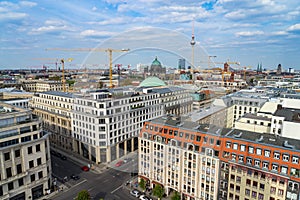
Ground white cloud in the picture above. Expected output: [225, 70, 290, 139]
[88, 17, 127, 25]
[80, 30, 115, 37]
[287, 23, 300, 31]
[224, 10, 246, 20]
[20, 1, 37, 7]
[235, 31, 264, 37]
[92, 6, 97, 11]
[271, 31, 288, 36]
[0, 12, 27, 20]
[31, 25, 68, 33]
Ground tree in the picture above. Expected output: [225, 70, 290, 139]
[139, 178, 146, 192]
[153, 184, 164, 200]
[171, 191, 181, 200]
[75, 190, 91, 200]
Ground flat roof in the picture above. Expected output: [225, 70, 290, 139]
[39, 91, 74, 98]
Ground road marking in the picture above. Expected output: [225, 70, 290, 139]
[111, 185, 123, 194]
[114, 195, 121, 199]
[73, 179, 87, 187]
[88, 187, 93, 192]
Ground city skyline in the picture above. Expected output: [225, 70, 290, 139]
[0, 0, 300, 70]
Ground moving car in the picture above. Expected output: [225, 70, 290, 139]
[130, 189, 140, 197]
[81, 166, 89, 171]
[115, 160, 124, 167]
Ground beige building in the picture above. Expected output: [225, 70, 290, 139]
[234, 113, 271, 133]
[22, 80, 68, 92]
[29, 91, 74, 151]
[0, 103, 51, 200]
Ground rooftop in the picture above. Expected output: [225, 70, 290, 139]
[39, 91, 74, 98]
[148, 115, 300, 152]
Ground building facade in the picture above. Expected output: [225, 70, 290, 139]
[0, 103, 51, 200]
[22, 80, 68, 92]
[29, 91, 74, 151]
[72, 84, 193, 164]
[138, 116, 300, 200]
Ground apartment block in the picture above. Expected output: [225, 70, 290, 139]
[0, 103, 51, 200]
[139, 116, 300, 200]
[30, 91, 74, 151]
[72, 84, 192, 164]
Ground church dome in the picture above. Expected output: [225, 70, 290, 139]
[151, 57, 161, 67]
[139, 76, 166, 87]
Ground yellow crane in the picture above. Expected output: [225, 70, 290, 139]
[46, 48, 130, 88]
[32, 57, 73, 92]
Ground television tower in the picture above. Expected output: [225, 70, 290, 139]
[190, 20, 196, 68]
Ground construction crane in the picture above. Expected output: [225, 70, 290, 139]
[32, 57, 73, 92]
[46, 48, 130, 88]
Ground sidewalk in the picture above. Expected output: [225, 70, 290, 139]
[52, 147, 108, 174]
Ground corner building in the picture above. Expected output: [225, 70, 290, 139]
[139, 116, 300, 200]
[0, 103, 51, 200]
[72, 79, 192, 163]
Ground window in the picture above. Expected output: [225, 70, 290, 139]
[272, 164, 278, 171]
[204, 137, 208, 143]
[258, 193, 264, 200]
[248, 146, 254, 154]
[216, 140, 221, 146]
[29, 160, 34, 168]
[262, 162, 269, 169]
[8, 182, 14, 190]
[28, 146, 32, 154]
[246, 157, 252, 165]
[264, 150, 270, 157]
[292, 156, 299, 164]
[278, 189, 284, 196]
[245, 189, 250, 196]
[256, 148, 262, 155]
[37, 158, 42, 165]
[30, 174, 35, 182]
[254, 160, 260, 167]
[18, 178, 24, 186]
[252, 191, 257, 198]
[231, 154, 236, 161]
[210, 138, 214, 144]
[238, 155, 244, 162]
[226, 142, 231, 148]
[240, 145, 245, 152]
[15, 149, 20, 157]
[38, 171, 43, 179]
[6, 167, 12, 178]
[233, 143, 238, 150]
[4, 152, 10, 161]
[281, 166, 288, 174]
[283, 154, 289, 162]
[274, 152, 280, 159]
[36, 144, 41, 152]
[17, 164, 22, 174]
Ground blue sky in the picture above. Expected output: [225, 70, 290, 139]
[0, 0, 300, 71]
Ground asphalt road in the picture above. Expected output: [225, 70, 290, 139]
[51, 154, 139, 200]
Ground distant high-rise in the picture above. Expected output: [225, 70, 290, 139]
[277, 64, 282, 75]
[178, 58, 186, 70]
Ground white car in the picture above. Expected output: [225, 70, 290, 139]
[130, 189, 140, 197]
[139, 195, 152, 200]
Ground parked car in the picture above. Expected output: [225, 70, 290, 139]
[139, 195, 152, 200]
[81, 165, 89, 171]
[130, 189, 140, 197]
[70, 174, 80, 180]
[115, 160, 124, 167]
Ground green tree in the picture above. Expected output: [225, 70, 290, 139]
[75, 190, 91, 200]
[153, 184, 164, 200]
[171, 191, 181, 200]
[139, 178, 146, 192]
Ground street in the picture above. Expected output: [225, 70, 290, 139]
[51, 153, 139, 200]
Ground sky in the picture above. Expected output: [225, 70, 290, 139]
[0, 0, 300, 71]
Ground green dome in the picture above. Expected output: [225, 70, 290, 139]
[139, 76, 166, 87]
[151, 57, 161, 66]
